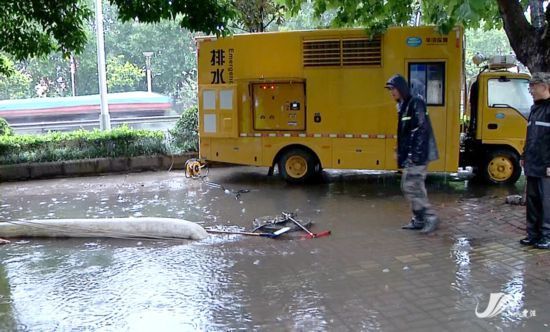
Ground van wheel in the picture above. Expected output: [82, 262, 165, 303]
[482, 149, 521, 184]
[278, 148, 318, 184]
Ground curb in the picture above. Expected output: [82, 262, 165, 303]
[0, 152, 198, 182]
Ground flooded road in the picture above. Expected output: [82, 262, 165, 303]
[0, 167, 548, 331]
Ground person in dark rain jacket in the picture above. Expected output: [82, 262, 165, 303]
[385, 74, 440, 234]
[520, 72, 550, 249]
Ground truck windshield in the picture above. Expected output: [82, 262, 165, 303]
[487, 78, 532, 118]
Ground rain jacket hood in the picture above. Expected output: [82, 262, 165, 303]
[386, 74, 411, 102]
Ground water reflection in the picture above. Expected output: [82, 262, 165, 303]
[500, 275, 525, 323]
[451, 237, 475, 311]
[1, 240, 249, 330]
[451, 236, 531, 328]
[0, 264, 18, 331]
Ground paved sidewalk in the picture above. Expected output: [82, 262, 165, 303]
[330, 193, 550, 331]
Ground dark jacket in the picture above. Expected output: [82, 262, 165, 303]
[386, 75, 439, 168]
[523, 98, 550, 177]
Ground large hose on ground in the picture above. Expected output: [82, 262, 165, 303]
[0, 217, 208, 241]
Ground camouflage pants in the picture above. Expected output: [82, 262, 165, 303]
[401, 165, 437, 220]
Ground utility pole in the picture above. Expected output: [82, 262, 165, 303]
[143, 51, 153, 92]
[70, 54, 76, 96]
[96, 0, 111, 130]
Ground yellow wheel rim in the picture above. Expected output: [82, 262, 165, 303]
[488, 155, 514, 182]
[285, 155, 308, 179]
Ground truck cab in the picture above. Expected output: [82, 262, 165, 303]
[460, 55, 531, 184]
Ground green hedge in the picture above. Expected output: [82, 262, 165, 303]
[0, 125, 167, 165]
[0, 118, 13, 136]
[168, 106, 198, 153]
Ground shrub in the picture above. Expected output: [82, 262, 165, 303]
[168, 106, 198, 153]
[0, 125, 167, 165]
[0, 118, 13, 136]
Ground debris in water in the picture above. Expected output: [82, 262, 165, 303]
[506, 194, 525, 206]
[252, 213, 313, 233]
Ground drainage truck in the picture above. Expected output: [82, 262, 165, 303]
[195, 26, 531, 184]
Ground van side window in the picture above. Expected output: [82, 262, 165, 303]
[487, 78, 531, 118]
[408, 62, 445, 106]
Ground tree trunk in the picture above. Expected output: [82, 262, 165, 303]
[530, 0, 545, 28]
[497, 0, 549, 73]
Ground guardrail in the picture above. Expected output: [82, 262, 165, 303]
[11, 115, 181, 134]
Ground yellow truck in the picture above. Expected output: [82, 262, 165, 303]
[196, 26, 531, 184]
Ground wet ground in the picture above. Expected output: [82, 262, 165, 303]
[0, 167, 549, 331]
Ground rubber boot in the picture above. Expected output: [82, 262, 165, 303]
[420, 215, 440, 234]
[402, 209, 425, 230]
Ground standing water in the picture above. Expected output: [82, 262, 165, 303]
[0, 167, 548, 331]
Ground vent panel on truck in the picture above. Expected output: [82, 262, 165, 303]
[303, 40, 341, 67]
[302, 37, 382, 67]
[342, 38, 382, 66]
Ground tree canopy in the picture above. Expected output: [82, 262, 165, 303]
[284, 0, 549, 72]
[0, 0, 91, 75]
[0, 0, 547, 79]
[231, 0, 286, 32]
[111, 0, 234, 35]
[284, 0, 505, 33]
[0, 0, 233, 76]
[0, 4, 200, 110]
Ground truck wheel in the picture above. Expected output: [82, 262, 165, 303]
[482, 149, 521, 184]
[278, 148, 318, 184]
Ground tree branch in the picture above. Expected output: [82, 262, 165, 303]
[496, 0, 537, 69]
[264, 15, 277, 30]
[231, 24, 249, 33]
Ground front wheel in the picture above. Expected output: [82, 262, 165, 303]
[278, 148, 319, 184]
[481, 149, 521, 185]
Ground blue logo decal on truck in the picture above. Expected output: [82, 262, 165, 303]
[406, 37, 422, 47]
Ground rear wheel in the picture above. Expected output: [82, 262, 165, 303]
[278, 148, 319, 184]
[481, 149, 521, 185]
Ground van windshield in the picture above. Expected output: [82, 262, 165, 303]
[487, 78, 532, 118]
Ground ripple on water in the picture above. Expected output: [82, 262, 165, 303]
[0, 240, 254, 330]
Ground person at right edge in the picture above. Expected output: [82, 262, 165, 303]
[520, 72, 550, 249]
[385, 74, 440, 234]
